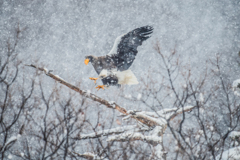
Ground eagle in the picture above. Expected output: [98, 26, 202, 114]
[84, 26, 153, 90]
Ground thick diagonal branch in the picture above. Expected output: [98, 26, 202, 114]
[27, 64, 157, 127]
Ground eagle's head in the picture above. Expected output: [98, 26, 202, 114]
[84, 55, 94, 65]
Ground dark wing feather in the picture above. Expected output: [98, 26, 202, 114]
[110, 26, 153, 71]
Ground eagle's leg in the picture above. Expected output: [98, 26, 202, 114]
[96, 85, 105, 91]
[89, 77, 98, 83]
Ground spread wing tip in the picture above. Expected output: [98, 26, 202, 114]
[137, 25, 153, 38]
[145, 25, 154, 31]
[139, 25, 154, 31]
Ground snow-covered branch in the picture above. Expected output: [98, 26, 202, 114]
[229, 131, 240, 140]
[126, 110, 168, 135]
[107, 131, 162, 145]
[125, 106, 196, 136]
[233, 79, 240, 96]
[142, 105, 196, 121]
[77, 106, 196, 142]
[0, 134, 21, 153]
[71, 151, 104, 160]
[216, 146, 240, 160]
[79, 125, 149, 140]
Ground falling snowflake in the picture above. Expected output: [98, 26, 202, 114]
[137, 93, 142, 100]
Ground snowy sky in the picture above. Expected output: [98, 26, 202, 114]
[1, 0, 240, 110]
[1, 0, 240, 157]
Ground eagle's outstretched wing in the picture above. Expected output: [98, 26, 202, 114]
[108, 26, 153, 71]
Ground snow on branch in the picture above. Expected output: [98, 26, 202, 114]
[166, 106, 196, 120]
[216, 146, 240, 160]
[78, 125, 149, 140]
[127, 110, 167, 128]
[232, 79, 240, 96]
[142, 105, 196, 120]
[107, 131, 162, 145]
[229, 131, 240, 140]
[71, 151, 104, 160]
[125, 106, 195, 136]
[0, 134, 21, 153]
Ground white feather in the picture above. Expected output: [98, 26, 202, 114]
[108, 34, 125, 55]
[98, 69, 138, 85]
[113, 70, 138, 85]
[98, 69, 109, 78]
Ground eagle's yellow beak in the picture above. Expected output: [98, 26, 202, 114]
[84, 59, 90, 65]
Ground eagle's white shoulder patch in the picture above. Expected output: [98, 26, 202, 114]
[108, 34, 125, 55]
[98, 69, 108, 78]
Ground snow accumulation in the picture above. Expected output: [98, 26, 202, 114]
[82, 152, 103, 160]
[199, 107, 205, 114]
[122, 114, 132, 121]
[229, 131, 240, 139]
[183, 84, 187, 89]
[232, 79, 240, 96]
[195, 134, 200, 140]
[43, 67, 49, 74]
[124, 94, 132, 99]
[55, 75, 64, 81]
[108, 101, 115, 105]
[137, 93, 142, 100]
[80, 125, 140, 139]
[151, 126, 163, 136]
[199, 93, 204, 102]
[135, 112, 167, 126]
[108, 101, 116, 108]
[107, 131, 162, 143]
[8, 154, 12, 159]
[7, 134, 21, 143]
[126, 106, 195, 128]
[86, 90, 91, 96]
[144, 106, 195, 120]
[20, 153, 24, 157]
[1, 134, 21, 152]
[216, 146, 240, 160]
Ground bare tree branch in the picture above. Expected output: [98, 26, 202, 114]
[27, 64, 195, 128]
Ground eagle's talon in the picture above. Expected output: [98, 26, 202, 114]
[96, 85, 105, 91]
[89, 77, 98, 83]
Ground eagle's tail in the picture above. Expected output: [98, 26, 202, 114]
[116, 70, 139, 85]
